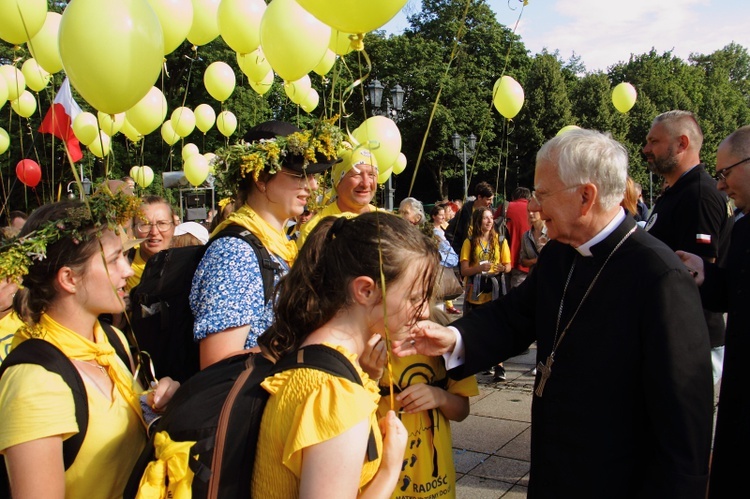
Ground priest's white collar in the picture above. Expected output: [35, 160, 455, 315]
[574, 208, 626, 257]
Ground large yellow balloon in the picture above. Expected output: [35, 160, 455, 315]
[612, 82, 637, 113]
[300, 88, 319, 113]
[171, 106, 196, 137]
[249, 70, 274, 96]
[120, 118, 143, 142]
[218, 0, 265, 54]
[0, 127, 9, 154]
[21, 59, 50, 92]
[297, 0, 406, 34]
[0, 0, 47, 45]
[10, 90, 36, 118]
[329, 30, 358, 56]
[126, 86, 168, 135]
[236, 48, 271, 82]
[59, 0, 164, 115]
[194, 103, 215, 133]
[492, 75, 524, 119]
[88, 133, 112, 158]
[283, 75, 311, 105]
[204, 62, 236, 102]
[187, 0, 221, 46]
[161, 120, 180, 146]
[216, 110, 237, 137]
[184, 154, 210, 186]
[313, 49, 336, 76]
[147, 0, 193, 55]
[182, 142, 200, 159]
[259, 0, 330, 82]
[353, 116, 402, 170]
[72, 112, 99, 146]
[130, 165, 154, 187]
[97, 111, 125, 136]
[377, 166, 393, 185]
[0, 65, 26, 101]
[27, 12, 63, 74]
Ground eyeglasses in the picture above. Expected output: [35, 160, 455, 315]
[278, 170, 320, 188]
[135, 220, 174, 233]
[530, 184, 582, 206]
[714, 157, 750, 182]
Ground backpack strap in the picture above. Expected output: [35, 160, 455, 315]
[99, 320, 133, 373]
[0, 339, 88, 470]
[210, 225, 282, 304]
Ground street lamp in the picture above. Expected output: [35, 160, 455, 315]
[66, 177, 92, 200]
[451, 132, 476, 199]
[366, 79, 405, 210]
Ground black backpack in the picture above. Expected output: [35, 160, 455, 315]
[124, 344, 378, 499]
[0, 322, 131, 497]
[129, 225, 280, 382]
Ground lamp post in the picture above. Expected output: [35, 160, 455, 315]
[366, 79, 405, 211]
[451, 132, 476, 199]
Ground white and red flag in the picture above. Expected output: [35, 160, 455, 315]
[39, 78, 83, 162]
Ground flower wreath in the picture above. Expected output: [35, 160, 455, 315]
[0, 187, 141, 286]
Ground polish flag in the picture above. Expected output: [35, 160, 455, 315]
[39, 78, 83, 162]
[696, 233, 712, 244]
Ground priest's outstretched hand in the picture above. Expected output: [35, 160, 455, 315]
[392, 320, 457, 358]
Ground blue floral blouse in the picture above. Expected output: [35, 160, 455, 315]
[189, 237, 288, 349]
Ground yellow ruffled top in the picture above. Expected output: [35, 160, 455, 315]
[251, 344, 382, 498]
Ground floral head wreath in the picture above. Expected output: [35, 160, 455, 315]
[0, 187, 141, 286]
[212, 116, 346, 198]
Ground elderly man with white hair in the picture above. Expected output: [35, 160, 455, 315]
[395, 129, 713, 498]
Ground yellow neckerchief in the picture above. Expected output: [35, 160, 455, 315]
[14, 314, 145, 427]
[212, 204, 298, 265]
[126, 247, 146, 291]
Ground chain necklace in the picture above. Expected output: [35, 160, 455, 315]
[535, 225, 637, 397]
[75, 358, 107, 376]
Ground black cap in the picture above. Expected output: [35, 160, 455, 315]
[243, 120, 338, 174]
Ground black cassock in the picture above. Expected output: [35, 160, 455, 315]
[449, 215, 713, 499]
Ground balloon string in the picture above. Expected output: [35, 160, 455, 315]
[407, 0, 472, 198]
[373, 209, 396, 411]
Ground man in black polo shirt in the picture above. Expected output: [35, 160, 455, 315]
[643, 110, 734, 386]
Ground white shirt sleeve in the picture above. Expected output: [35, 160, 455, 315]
[442, 326, 466, 370]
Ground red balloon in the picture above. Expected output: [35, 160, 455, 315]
[16, 159, 42, 188]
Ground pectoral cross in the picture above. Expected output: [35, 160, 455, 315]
[534, 355, 554, 397]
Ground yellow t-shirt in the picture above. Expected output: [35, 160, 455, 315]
[0, 312, 23, 364]
[252, 344, 382, 498]
[0, 362, 146, 498]
[378, 354, 478, 499]
[296, 202, 377, 248]
[126, 247, 146, 291]
[460, 237, 510, 305]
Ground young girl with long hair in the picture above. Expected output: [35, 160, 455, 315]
[253, 212, 439, 498]
[0, 194, 179, 498]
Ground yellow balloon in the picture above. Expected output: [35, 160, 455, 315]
[27, 12, 63, 74]
[377, 166, 393, 185]
[97, 111, 125, 136]
[283, 75, 311, 105]
[329, 30, 359, 56]
[120, 118, 143, 142]
[392, 152, 407, 175]
[161, 119, 180, 146]
[216, 111, 237, 137]
[0, 65, 26, 101]
[297, 0, 406, 34]
[194, 103, 216, 133]
[218, 0, 265, 54]
[59, 0, 164, 115]
[21, 59, 50, 92]
[10, 90, 36, 118]
[187, 0, 221, 46]
[0, 0, 47, 45]
[0, 127, 9, 154]
[353, 116, 402, 170]
[236, 48, 271, 82]
[182, 142, 200, 159]
[300, 88, 319, 113]
[313, 49, 336, 76]
[556, 125, 581, 136]
[73, 112, 99, 146]
[612, 82, 637, 113]
[171, 106, 196, 137]
[249, 70, 274, 96]
[126, 86, 168, 135]
[204, 62, 236, 102]
[130, 165, 154, 187]
[147, 0, 193, 55]
[259, 0, 330, 82]
[0, 77, 7, 109]
[184, 154, 210, 186]
[492, 75, 524, 119]
[88, 133, 112, 158]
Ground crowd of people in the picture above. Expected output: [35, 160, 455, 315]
[0, 110, 746, 498]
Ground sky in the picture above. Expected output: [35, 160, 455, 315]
[382, 0, 750, 73]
